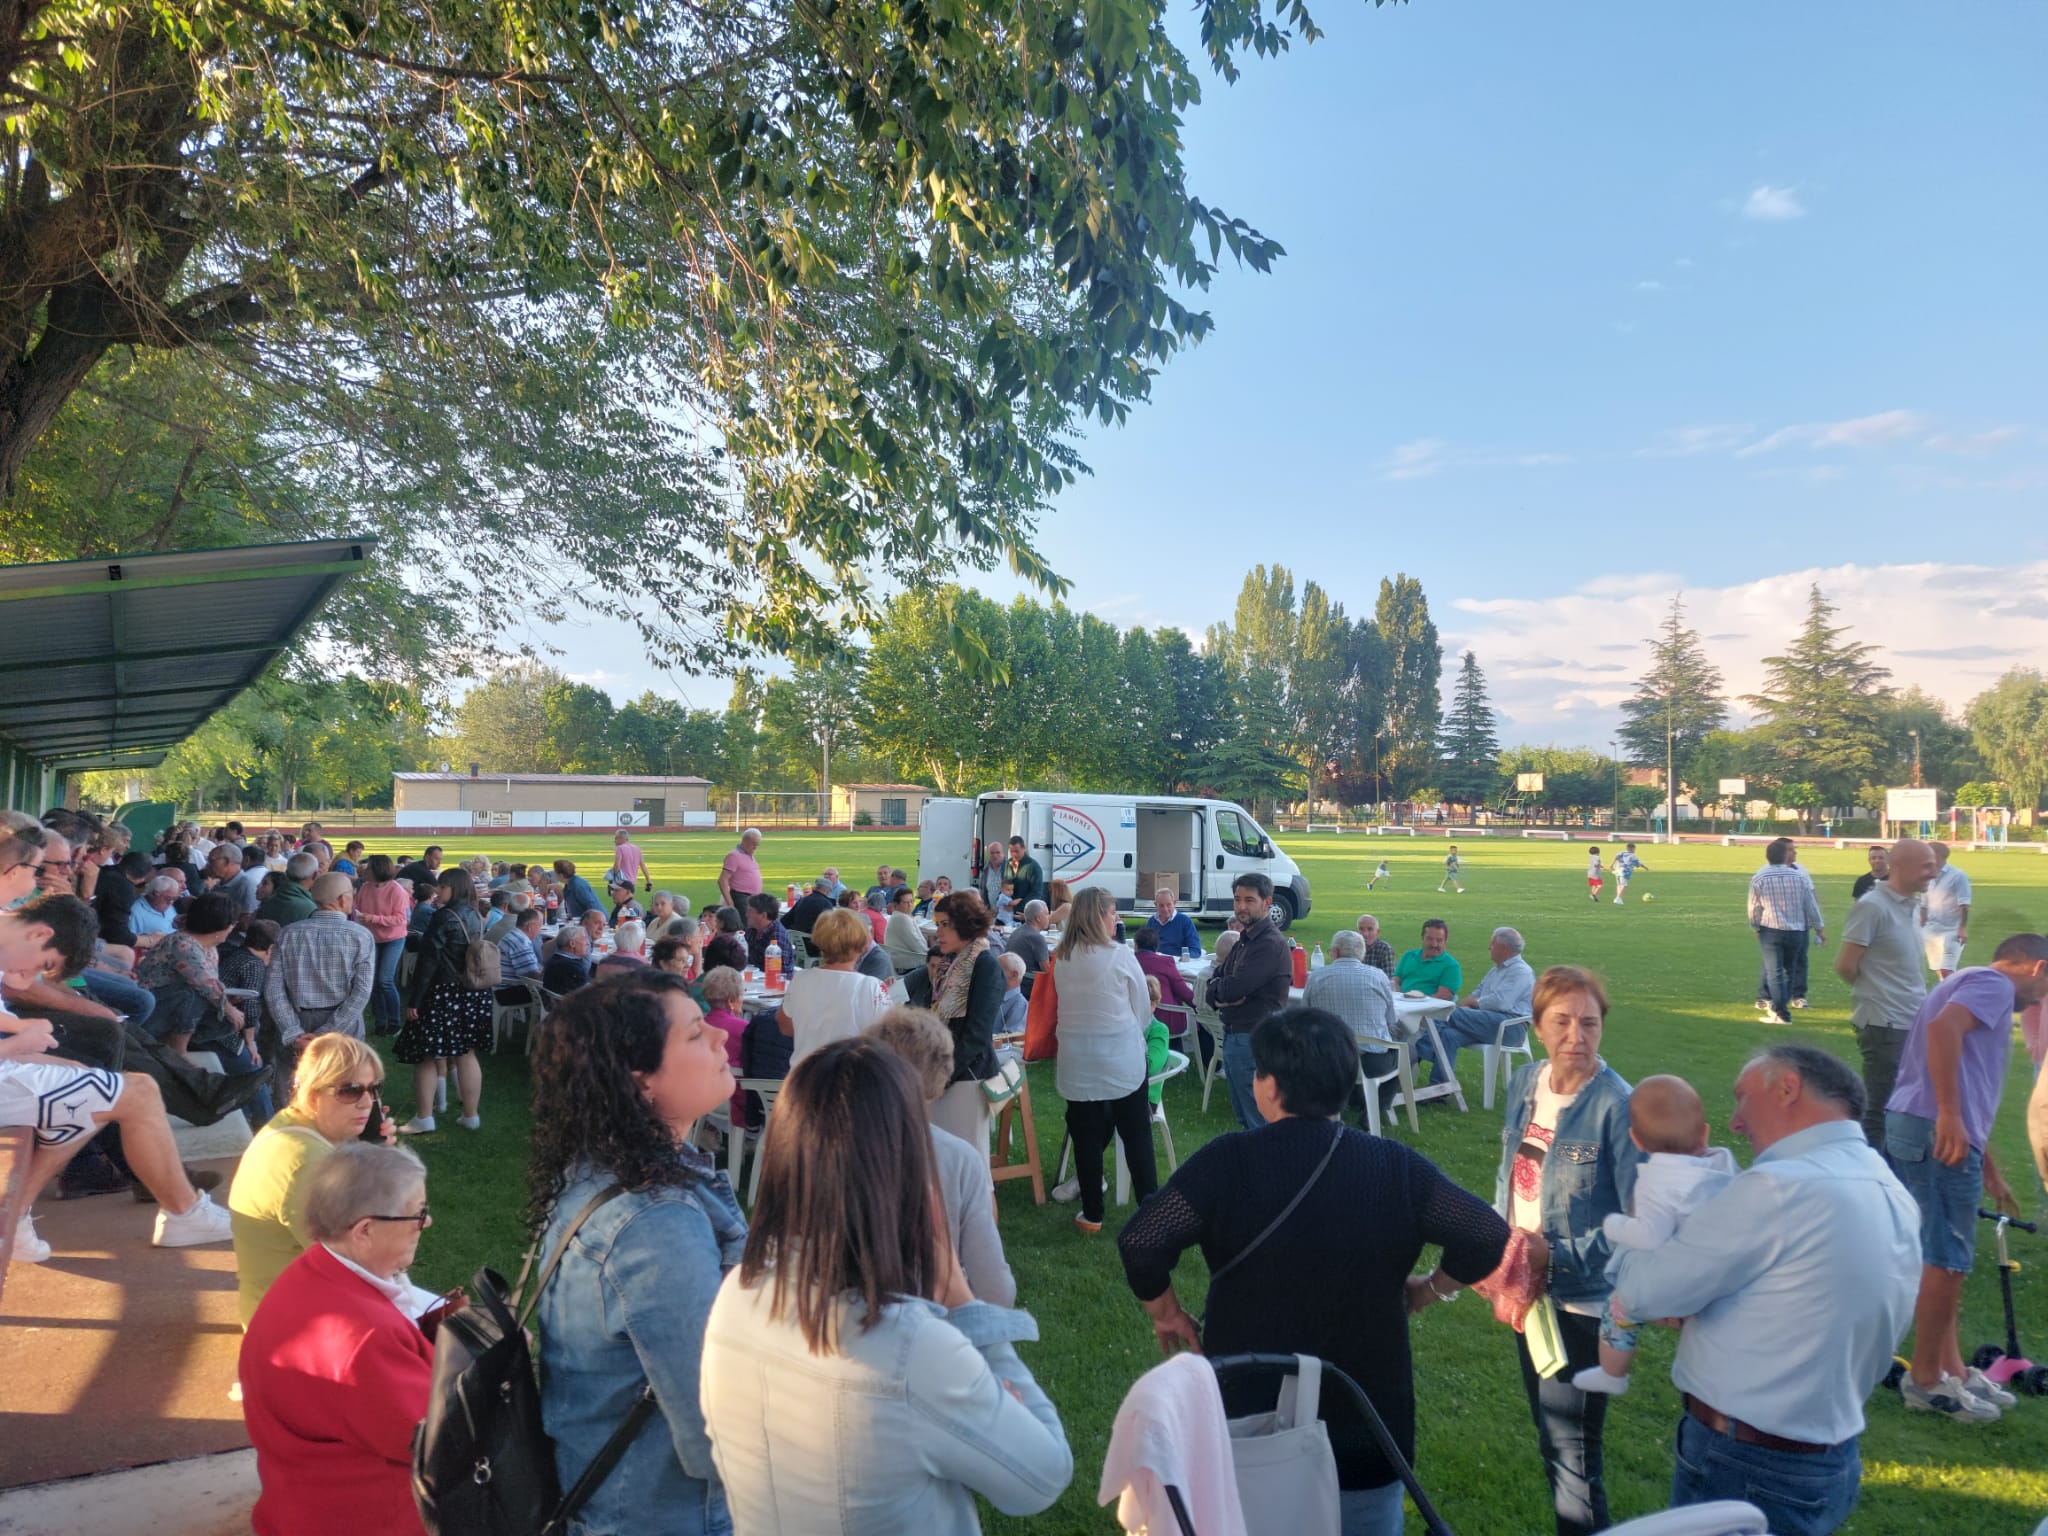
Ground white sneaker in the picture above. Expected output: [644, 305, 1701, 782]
[11, 1213, 51, 1264]
[1050, 1177, 1081, 1204]
[1901, 1373, 2000, 1422]
[1570, 1365, 1629, 1395]
[457, 1115, 481, 1131]
[153, 1189, 233, 1248]
[1790, 997, 1807, 1010]
[398, 1115, 437, 1134]
[1965, 1367, 2019, 1409]
[1613, 897, 1623, 905]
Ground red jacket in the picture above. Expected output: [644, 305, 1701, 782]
[240, 1243, 433, 1536]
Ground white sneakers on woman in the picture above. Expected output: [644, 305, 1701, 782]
[12, 1213, 50, 1264]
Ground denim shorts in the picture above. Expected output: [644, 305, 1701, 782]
[1886, 1110, 1980, 1273]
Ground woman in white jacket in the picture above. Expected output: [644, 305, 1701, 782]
[701, 1037, 1071, 1536]
[1052, 885, 1158, 1234]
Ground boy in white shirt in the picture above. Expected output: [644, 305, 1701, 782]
[1367, 859, 1391, 891]
[1573, 1074, 1737, 1394]
[1586, 847, 1605, 903]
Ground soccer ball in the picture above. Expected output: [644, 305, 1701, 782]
[1643, 894, 1655, 903]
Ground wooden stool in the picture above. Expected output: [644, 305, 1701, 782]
[989, 1073, 1045, 1206]
[1, 1125, 38, 1307]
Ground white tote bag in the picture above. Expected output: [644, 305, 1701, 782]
[1227, 1354, 1342, 1536]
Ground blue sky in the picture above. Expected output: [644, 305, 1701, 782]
[543, 2, 2048, 749]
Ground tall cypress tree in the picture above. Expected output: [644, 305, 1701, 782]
[1618, 595, 1727, 804]
[1438, 651, 1500, 806]
[1744, 584, 1892, 812]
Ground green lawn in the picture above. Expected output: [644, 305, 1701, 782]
[356, 830, 2048, 1534]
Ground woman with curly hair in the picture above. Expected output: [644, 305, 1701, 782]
[904, 890, 1004, 1151]
[527, 969, 747, 1536]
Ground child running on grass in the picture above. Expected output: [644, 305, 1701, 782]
[1611, 843, 1647, 904]
[1367, 858, 1391, 891]
[1572, 1075, 1736, 1395]
[1439, 844, 1465, 894]
[1586, 846, 1604, 902]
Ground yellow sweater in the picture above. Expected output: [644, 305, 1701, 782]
[226, 1106, 334, 1328]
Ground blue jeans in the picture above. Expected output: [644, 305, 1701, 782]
[1412, 1007, 1514, 1083]
[1222, 1031, 1262, 1130]
[78, 966, 155, 1030]
[1338, 1481, 1404, 1536]
[1517, 1306, 1610, 1536]
[1671, 1413, 1860, 1536]
[1756, 928, 1807, 1019]
[197, 1034, 274, 1128]
[371, 938, 405, 1034]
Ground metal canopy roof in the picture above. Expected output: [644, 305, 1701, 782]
[0, 537, 376, 770]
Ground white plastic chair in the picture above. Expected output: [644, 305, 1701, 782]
[723, 1077, 785, 1208]
[1053, 1051, 1191, 1207]
[1480, 1014, 1534, 1110]
[1356, 1044, 1412, 1136]
[1194, 1000, 1228, 1113]
[1602, 1502, 1769, 1535]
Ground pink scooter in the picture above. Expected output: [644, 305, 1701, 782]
[1972, 1211, 2048, 1397]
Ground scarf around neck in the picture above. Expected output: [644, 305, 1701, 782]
[931, 935, 989, 1020]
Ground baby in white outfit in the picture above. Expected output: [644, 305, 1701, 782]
[1573, 1073, 1737, 1395]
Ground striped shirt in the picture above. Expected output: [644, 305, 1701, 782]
[1302, 957, 1399, 1046]
[1747, 864, 1824, 933]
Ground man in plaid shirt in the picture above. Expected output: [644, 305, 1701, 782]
[1748, 838, 1826, 1025]
[262, 873, 374, 1043]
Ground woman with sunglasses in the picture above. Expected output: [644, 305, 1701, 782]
[241, 1141, 443, 1536]
[228, 1034, 397, 1328]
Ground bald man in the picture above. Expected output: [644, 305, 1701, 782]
[262, 870, 375, 1042]
[1836, 838, 1937, 1154]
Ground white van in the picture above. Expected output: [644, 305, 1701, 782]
[917, 791, 1313, 929]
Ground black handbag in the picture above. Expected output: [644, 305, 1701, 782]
[412, 1185, 659, 1536]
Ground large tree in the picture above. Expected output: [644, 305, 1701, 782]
[448, 662, 566, 774]
[1289, 581, 1352, 814]
[1438, 651, 1500, 806]
[760, 654, 864, 809]
[1374, 574, 1442, 799]
[1743, 585, 1891, 812]
[1966, 669, 2048, 815]
[0, 0, 1348, 673]
[1617, 595, 1726, 805]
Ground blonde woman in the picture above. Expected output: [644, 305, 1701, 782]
[1051, 885, 1156, 1234]
[227, 1034, 398, 1327]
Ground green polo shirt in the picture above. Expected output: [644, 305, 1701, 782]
[1395, 947, 1463, 997]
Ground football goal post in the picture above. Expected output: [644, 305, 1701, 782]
[732, 791, 828, 829]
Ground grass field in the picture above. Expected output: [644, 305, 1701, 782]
[352, 829, 2048, 1534]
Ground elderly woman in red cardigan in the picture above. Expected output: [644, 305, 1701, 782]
[239, 1141, 443, 1536]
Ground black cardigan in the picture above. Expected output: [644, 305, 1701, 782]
[405, 903, 481, 1010]
[904, 949, 1002, 1085]
[1118, 1116, 1509, 1490]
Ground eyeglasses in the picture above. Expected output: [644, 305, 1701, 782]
[0, 861, 42, 877]
[368, 1206, 432, 1228]
[328, 1081, 380, 1101]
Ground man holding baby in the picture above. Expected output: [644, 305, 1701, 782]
[1608, 1044, 1919, 1536]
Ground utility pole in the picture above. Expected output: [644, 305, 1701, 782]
[1611, 739, 1622, 832]
[1665, 693, 1676, 847]
[1908, 728, 1921, 788]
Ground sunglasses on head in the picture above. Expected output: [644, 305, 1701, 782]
[330, 1081, 380, 1101]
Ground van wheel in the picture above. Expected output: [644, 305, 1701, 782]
[1270, 892, 1297, 930]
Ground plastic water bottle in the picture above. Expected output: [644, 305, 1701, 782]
[1181, 945, 1193, 962]
[1310, 943, 1326, 971]
[765, 950, 783, 991]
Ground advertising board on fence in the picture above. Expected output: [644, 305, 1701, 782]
[1885, 787, 1939, 823]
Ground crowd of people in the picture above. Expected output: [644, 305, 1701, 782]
[5, 815, 2046, 1536]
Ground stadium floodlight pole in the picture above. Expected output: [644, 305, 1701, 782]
[1611, 740, 1621, 831]
[1908, 728, 1921, 788]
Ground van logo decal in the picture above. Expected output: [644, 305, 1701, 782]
[1049, 805, 1106, 880]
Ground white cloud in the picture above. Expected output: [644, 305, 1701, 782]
[1634, 280, 1664, 292]
[1924, 426, 2027, 456]
[1380, 440, 1571, 480]
[1674, 257, 1695, 269]
[1640, 424, 1754, 458]
[1736, 408, 1927, 457]
[1383, 439, 1450, 481]
[1741, 184, 1806, 221]
[1442, 561, 2048, 747]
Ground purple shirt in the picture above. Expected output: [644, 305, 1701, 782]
[1887, 966, 2016, 1150]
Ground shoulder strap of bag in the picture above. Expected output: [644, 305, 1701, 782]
[513, 1183, 627, 1328]
[1204, 1126, 1344, 1309]
[1273, 1354, 1322, 1430]
[541, 1382, 661, 1536]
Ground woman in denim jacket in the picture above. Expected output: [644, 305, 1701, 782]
[1491, 965, 1643, 1536]
[702, 1037, 1073, 1535]
[528, 971, 747, 1536]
